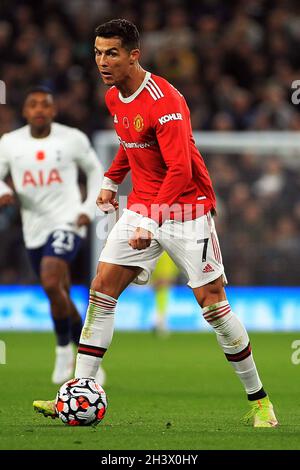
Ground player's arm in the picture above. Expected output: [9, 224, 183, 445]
[0, 136, 15, 208]
[97, 144, 130, 212]
[137, 96, 192, 237]
[74, 131, 104, 226]
[153, 100, 192, 207]
[130, 96, 192, 250]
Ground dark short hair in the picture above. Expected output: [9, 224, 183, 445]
[95, 19, 140, 51]
[24, 85, 54, 100]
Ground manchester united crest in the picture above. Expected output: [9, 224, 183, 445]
[133, 114, 144, 132]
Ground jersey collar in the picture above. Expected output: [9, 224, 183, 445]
[118, 71, 151, 104]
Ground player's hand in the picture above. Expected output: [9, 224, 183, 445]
[77, 214, 91, 227]
[0, 194, 15, 207]
[96, 189, 119, 213]
[129, 227, 153, 250]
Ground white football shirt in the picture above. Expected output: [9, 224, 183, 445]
[0, 123, 103, 248]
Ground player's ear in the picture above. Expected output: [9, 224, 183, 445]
[129, 48, 140, 64]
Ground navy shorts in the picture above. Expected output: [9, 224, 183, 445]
[27, 229, 83, 277]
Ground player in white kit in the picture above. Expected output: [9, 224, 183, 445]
[0, 86, 106, 385]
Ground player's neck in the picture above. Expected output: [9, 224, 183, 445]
[118, 66, 146, 98]
[30, 125, 51, 139]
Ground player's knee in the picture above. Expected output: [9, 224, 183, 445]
[194, 276, 226, 308]
[41, 276, 61, 298]
[91, 273, 115, 298]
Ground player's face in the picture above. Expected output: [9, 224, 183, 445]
[23, 92, 56, 129]
[94, 36, 139, 86]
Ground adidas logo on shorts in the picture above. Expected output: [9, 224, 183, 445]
[202, 263, 215, 273]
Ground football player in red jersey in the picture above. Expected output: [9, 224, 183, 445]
[34, 19, 277, 427]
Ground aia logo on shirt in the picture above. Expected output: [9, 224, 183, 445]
[22, 169, 63, 187]
[133, 114, 144, 132]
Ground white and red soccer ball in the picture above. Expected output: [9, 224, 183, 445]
[55, 377, 107, 426]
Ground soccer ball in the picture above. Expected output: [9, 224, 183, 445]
[55, 377, 107, 426]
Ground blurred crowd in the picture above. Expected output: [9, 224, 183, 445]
[1, 0, 300, 134]
[1, 0, 300, 285]
[207, 152, 300, 285]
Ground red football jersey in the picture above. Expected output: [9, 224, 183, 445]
[104, 72, 216, 225]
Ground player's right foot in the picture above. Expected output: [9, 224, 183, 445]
[51, 343, 74, 384]
[33, 400, 57, 419]
[242, 396, 278, 427]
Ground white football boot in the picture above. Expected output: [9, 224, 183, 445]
[51, 343, 74, 384]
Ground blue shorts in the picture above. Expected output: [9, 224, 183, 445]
[27, 230, 83, 277]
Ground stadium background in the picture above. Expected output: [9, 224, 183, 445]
[2, 0, 300, 453]
[1, 0, 300, 331]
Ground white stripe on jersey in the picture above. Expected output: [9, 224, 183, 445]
[148, 82, 161, 99]
[149, 78, 164, 98]
[145, 84, 158, 101]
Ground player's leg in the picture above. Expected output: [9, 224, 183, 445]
[62, 267, 106, 386]
[40, 256, 74, 384]
[151, 252, 179, 334]
[33, 262, 140, 419]
[68, 298, 84, 344]
[161, 213, 278, 427]
[75, 209, 163, 379]
[75, 262, 143, 379]
[193, 277, 278, 427]
[33, 209, 162, 418]
[62, 266, 83, 346]
[74, 212, 163, 385]
[153, 279, 170, 334]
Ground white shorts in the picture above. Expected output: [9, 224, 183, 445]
[99, 209, 226, 288]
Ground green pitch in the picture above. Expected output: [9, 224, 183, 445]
[0, 331, 299, 450]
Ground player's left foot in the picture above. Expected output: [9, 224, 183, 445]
[242, 396, 278, 428]
[33, 400, 58, 419]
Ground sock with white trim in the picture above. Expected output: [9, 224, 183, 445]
[75, 290, 116, 378]
[202, 300, 265, 397]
